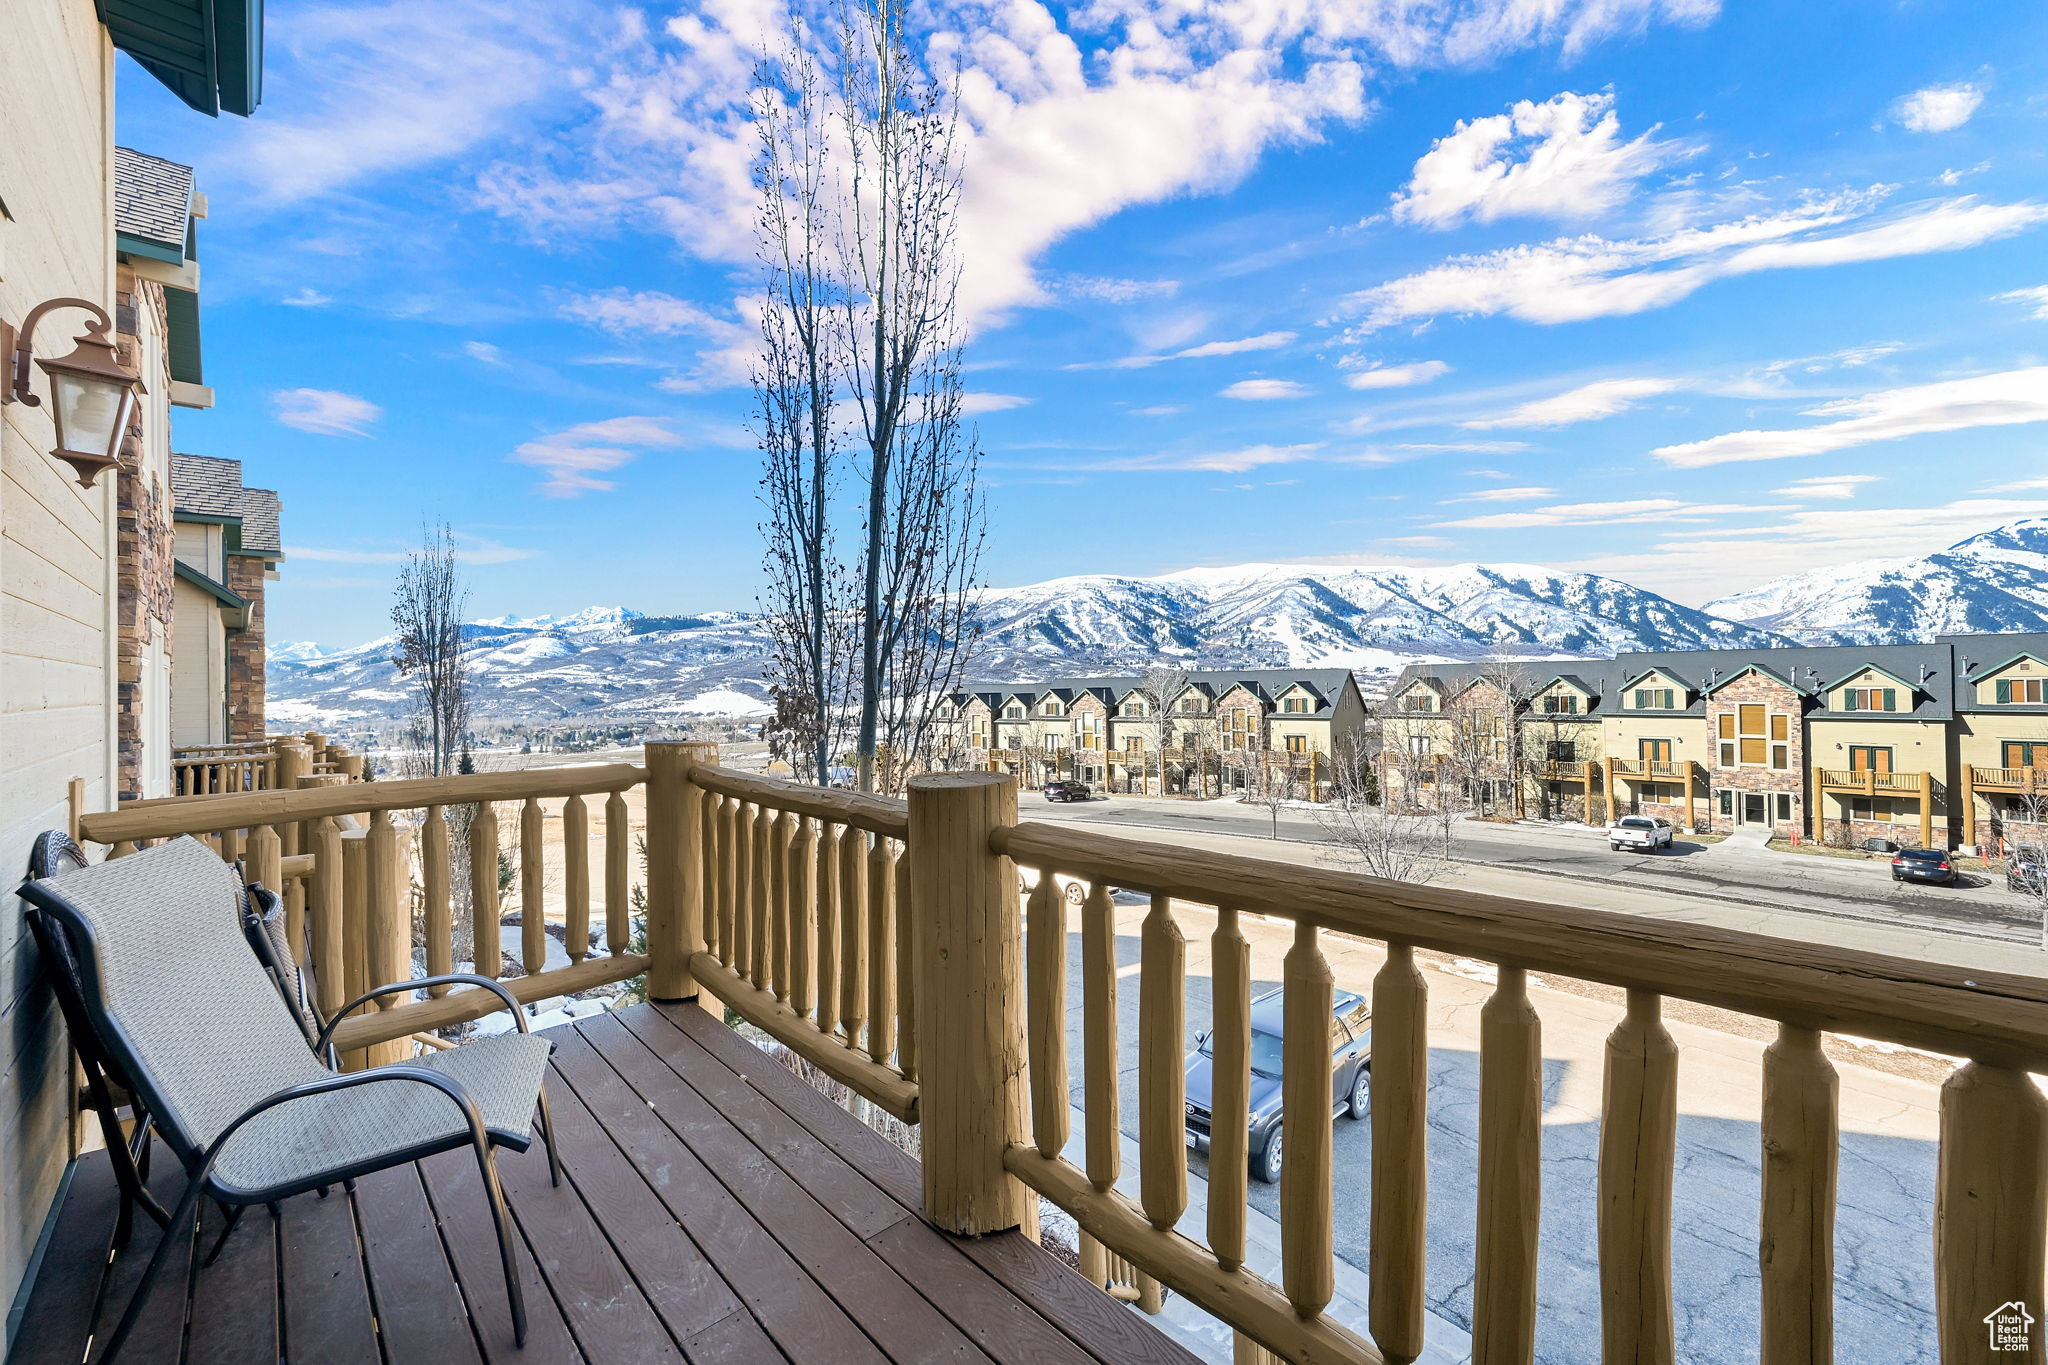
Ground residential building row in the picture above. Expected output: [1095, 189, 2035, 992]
[3, 0, 272, 1325]
[930, 669, 1370, 795]
[1381, 634, 2048, 850]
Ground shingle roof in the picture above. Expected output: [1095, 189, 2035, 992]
[170, 454, 284, 559]
[113, 147, 194, 256]
[953, 668, 1359, 718]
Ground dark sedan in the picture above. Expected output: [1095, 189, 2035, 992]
[1892, 847, 1959, 885]
[1184, 987, 1371, 1184]
[1043, 781, 1093, 802]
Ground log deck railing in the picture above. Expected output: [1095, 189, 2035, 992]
[79, 747, 2048, 1365]
[170, 730, 368, 796]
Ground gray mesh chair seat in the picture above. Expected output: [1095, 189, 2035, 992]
[20, 835, 558, 1361]
[211, 1030, 551, 1195]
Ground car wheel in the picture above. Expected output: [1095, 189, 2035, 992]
[1345, 1067, 1369, 1120]
[1255, 1124, 1283, 1184]
[1064, 881, 1086, 906]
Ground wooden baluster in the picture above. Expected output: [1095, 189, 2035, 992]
[771, 810, 793, 1002]
[815, 823, 841, 1037]
[895, 844, 917, 1082]
[1761, 1023, 1836, 1365]
[110, 841, 136, 860]
[1282, 918, 1334, 1320]
[1475, 965, 1542, 1365]
[720, 798, 741, 969]
[750, 804, 772, 989]
[422, 806, 453, 997]
[364, 814, 413, 1068]
[1936, 1062, 2048, 1363]
[470, 802, 500, 980]
[1140, 894, 1188, 1233]
[1372, 940, 1428, 1363]
[695, 789, 717, 964]
[1599, 989, 1678, 1365]
[563, 794, 590, 965]
[308, 818, 343, 1019]
[839, 826, 868, 1048]
[1025, 873, 1068, 1158]
[247, 822, 284, 949]
[606, 791, 630, 958]
[1082, 882, 1119, 1193]
[218, 826, 242, 865]
[788, 816, 816, 1021]
[521, 797, 546, 975]
[867, 836, 896, 1065]
[339, 833, 370, 1070]
[1209, 905, 1251, 1273]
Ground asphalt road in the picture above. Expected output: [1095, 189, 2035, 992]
[1023, 792, 2044, 945]
[1059, 892, 1941, 1365]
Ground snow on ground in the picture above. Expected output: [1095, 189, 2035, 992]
[678, 687, 772, 717]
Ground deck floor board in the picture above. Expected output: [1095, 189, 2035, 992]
[9, 1002, 1202, 1365]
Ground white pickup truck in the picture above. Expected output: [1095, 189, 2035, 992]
[1608, 815, 1675, 852]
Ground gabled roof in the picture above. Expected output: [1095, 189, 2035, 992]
[1618, 666, 1689, 692]
[1700, 661, 1797, 696]
[1821, 662, 1919, 693]
[1540, 673, 1596, 695]
[1965, 650, 2048, 684]
[170, 454, 283, 558]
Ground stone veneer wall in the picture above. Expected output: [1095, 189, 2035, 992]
[226, 554, 269, 741]
[114, 277, 174, 800]
[1703, 673, 1808, 835]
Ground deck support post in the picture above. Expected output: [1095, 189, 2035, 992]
[647, 741, 719, 1002]
[908, 772, 1036, 1238]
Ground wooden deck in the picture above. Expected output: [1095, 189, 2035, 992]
[10, 1003, 1196, 1365]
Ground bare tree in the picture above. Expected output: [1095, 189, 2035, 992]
[1139, 665, 1192, 796]
[1243, 747, 1299, 840]
[750, 0, 986, 794]
[1478, 652, 1539, 818]
[1316, 742, 1455, 884]
[391, 521, 470, 780]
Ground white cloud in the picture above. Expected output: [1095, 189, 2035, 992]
[1463, 377, 1677, 428]
[1981, 476, 2048, 493]
[1393, 90, 1678, 229]
[1130, 405, 1184, 417]
[1894, 83, 1983, 134]
[464, 340, 507, 365]
[280, 288, 331, 308]
[1086, 331, 1297, 371]
[288, 534, 535, 566]
[510, 415, 686, 496]
[1072, 443, 1324, 473]
[274, 388, 381, 437]
[1654, 366, 2048, 467]
[1440, 486, 1558, 503]
[1221, 379, 1311, 401]
[559, 288, 757, 390]
[1400, 442, 1531, 454]
[1996, 285, 2048, 320]
[1435, 498, 1765, 529]
[1572, 498, 2048, 602]
[1346, 194, 2048, 333]
[1343, 360, 1452, 390]
[961, 392, 1031, 415]
[1053, 275, 1180, 303]
[1772, 474, 1881, 500]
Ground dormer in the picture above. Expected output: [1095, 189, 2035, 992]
[1977, 654, 2048, 706]
[1038, 696, 1065, 717]
[1001, 698, 1028, 721]
[1275, 683, 1324, 716]
[1620, 669, 1687, 711]
[1119, 697, 1149, 719]
[1396, 680, 1442, 713]
[1532, 677, 1592, 716]
[1826, 665, 1915, 714]
[1174, 682, 1214, 714]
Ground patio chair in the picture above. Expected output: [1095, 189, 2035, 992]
[20, 835, 558, 1362]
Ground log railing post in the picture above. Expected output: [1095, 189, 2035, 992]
[907, 772, 1034, 1237]
[646, 741, 717, 1002]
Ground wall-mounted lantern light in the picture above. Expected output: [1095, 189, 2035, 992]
[2, 298, 144, 488]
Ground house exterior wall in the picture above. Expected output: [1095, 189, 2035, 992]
[114, 269, 175, 799]
[0, 0, 118, 1318]
[171, 574, 225, 745]
[1704, 674, 1806, 835]
[1974, 656, 2048, 705]
[224, 552, 268, 740]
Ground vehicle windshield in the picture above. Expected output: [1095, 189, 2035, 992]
[1199, 1027, 1288, 1078]
[1899, 849, 1945, 860]
[1618, 817, 1654, 829]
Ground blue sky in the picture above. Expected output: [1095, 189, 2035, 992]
[118, 0, 2048, 647]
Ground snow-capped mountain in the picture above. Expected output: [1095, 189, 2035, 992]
[269, 560, 1782, 730]
[1705, 520, 2048, 645]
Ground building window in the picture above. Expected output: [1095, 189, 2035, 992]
[1721, 705, 1785, 768]
[1003, 703, 1024, 719]
[1040, 700, 1062, 716]
[1542, 694, 1579, 714]
[1848, 745, 1893, 773]
[1180, 698, 1204, 713]
[1285, 735, 1308, 754]
[1718, 790, 1733, 816]
[2003, 741, 2046, 767]
[1282, 697, 1310, 714]
[1043, 734, 1063, 751]
[1997, 678, 2046, 704]
[1406, 692, 1436, 712]
[1546, 740, 1577, 762]
[1123, 701, 1147, 717]
[1842, 686, 1898, 712]
[1850, 796, 1906, 822]
[1634, 687, 1676, 709]
[1776, 793, 1793, 821]
[1125, 736, 1143, 752]
[1407, 735, 1432, 758]
[1639, 738, 1673, 765]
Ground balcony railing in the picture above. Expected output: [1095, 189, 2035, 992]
[1816, 768, 1927, 795]
[170, 730, 367, 796]
[1609, 758, 1691, 780]
[1530, 759, 1593, 782]
[1970, 765, 2048, 793]
[77, 746, 2048, 1364]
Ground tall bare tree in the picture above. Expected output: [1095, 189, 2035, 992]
[1478, 651, 1538, 818]
[1139, 665, 1192, 796]
[391, 521, 470, 780]
[1316, 741, 1454, 884]
[751, 0, 985, 793]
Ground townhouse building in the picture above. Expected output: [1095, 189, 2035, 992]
[932, 668, 1368, 797]
[1381, 633, 2048, 850]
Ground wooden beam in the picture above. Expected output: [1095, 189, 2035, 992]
[691, 763, 910, 839]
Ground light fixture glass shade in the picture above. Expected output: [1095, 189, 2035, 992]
[50, 368, 128, 459]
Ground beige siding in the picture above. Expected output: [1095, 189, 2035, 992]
[1808, 718, 1945, 772]
[1603, 714, 1706, 762]
[0, 0, 117, 1315]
